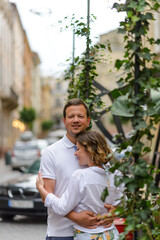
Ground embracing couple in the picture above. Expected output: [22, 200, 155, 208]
[36, 98, 124, 240]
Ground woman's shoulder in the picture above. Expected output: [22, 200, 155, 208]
[71, 168, 89, 178]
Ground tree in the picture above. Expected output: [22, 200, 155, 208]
[19, 106, 36, 130]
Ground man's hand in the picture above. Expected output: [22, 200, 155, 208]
[66, 210, 98, 229]
[97, 204, 116, 228]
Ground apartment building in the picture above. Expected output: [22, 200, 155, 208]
[0, 0, 17, 155]
[0, 1, 41, 156]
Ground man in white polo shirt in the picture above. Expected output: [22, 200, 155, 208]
[40, 98, 115, 240]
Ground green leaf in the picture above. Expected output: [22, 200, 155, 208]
[134, 120, 147, 130]
[127, 11, 133, 18]
[115, 59, 125, 69]
[148, 89, 160, 115]
[137, 52, 151, 61]
[101, 187, 109, 202]
[127, 182, 137, 193]
[111, 89, 160, 117]
[128, 2, 138, 8]
[131, 164, 148, 177]
[152, 2, 160, 11]
[111, 95, 134, 117]
[131, 16, 140, 22]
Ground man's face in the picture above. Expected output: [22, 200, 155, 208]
[63, 105, 90, 139]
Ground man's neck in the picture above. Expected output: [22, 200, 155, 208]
[66, 133, 76, 144]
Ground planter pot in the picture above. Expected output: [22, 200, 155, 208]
[114, 218, 133, 240]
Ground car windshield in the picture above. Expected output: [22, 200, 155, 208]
[24, 160, 40, 174]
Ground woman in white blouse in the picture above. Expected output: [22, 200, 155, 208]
[36, 130, 124, 240]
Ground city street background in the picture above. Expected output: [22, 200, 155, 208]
[0, 159, 47, 240]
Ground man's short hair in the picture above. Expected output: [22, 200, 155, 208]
[63, 98, 90, 118]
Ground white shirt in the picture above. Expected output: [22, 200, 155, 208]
[45, 166, 124, 234]
[40, 135, 84, 237]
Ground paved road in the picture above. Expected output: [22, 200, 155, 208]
[0, 159, 47, 240]
[0, 215, 47, 240]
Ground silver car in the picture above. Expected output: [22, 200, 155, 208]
[10, 140, 41, 170]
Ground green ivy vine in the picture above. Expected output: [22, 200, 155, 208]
[60, 14, 110, 121]
[110, 1, 160, 239]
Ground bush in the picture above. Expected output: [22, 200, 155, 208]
[41, 120, 54, 131]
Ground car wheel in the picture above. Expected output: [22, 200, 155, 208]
[1, 214, 15, 221]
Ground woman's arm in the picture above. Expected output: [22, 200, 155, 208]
[36, 172, 51, 202]
[37, 173, 114, 228]
[36, 172, 81, 216]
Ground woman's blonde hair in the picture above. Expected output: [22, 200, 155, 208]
[76, 130, 112, 165]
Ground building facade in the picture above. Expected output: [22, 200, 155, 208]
[23, 30, 32, 108]
[31, 52, 42, 136]
[0, 1, 42, 156]
[0, 0, 18, 155]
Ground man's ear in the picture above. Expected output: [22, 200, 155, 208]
[63, 117, 66, 126]
[86, 118, 92, 130]
[87, 117, 91, 126]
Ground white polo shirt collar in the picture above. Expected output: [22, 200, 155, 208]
[62, 134, 76, 149]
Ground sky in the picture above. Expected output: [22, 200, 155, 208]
[9, 0, 125, 77]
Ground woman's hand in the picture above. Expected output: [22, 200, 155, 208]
[36, 172, 44, 191]
[36, 172, 50, 203]
[97, 204, 116, 228]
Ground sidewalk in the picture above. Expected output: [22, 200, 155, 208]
[0, 157, 10, 171]
[0, 158, 20, 183]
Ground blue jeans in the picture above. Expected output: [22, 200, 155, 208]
[46, 236, 73, 240]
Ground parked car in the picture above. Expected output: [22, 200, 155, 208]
[0, 159, 47, 220]
[10, 140, 41, 170]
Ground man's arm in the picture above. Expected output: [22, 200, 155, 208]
[66, 211, 98, 229]
[66, 205, 116, 229]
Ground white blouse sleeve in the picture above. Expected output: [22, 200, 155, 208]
[44, 172, 82, 216]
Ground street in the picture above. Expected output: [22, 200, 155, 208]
[0, 159, 47, 240]
[0, 215, 46, 240]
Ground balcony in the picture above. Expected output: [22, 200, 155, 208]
[1, 87, 18, 111]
